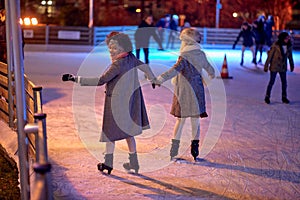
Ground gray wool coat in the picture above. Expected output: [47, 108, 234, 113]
[159, 49, 215, 118]
[77, 52, 155, 142]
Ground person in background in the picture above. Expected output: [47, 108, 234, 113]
[181, 19, 191, 32]
[156, 14, 170, 48]
[153, 28, 215, 161]
[253, 15, 266, 64]
[232, 21, 256, 66]
[264, 32, 294, 104]
[265, 15, 275, 48]
[166, 14, 178, 49]
[135, 15, 164, 64]
[62, 32, 156, 174]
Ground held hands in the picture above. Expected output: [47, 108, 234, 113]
[62, 74, 76, 82]
[151, 77, 162, 89]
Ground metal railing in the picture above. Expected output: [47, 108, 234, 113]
[0, 61, 52, 199]
[21, 25, 300, 49]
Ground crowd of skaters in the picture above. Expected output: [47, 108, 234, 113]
[231, 14, 294, 105]
[134, 13, 191, 64]
[232, 14, 275, 66]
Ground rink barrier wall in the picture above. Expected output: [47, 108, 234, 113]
[0, 61, 43, 155]
[0, 60, 41, 152]
[21, 25, 300, 50]
[0, 61, 42, 126]
[1, 61, 52, 199]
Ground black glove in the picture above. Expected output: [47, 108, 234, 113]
[232, 44, 236, 49]
[62, 74, 75, 82]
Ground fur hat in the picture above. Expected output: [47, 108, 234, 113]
[179, 28, 201, 44]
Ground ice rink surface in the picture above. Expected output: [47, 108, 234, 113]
[1, 44, 300, 199]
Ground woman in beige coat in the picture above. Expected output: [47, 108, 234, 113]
[154, 28, 215, 161]
[62, 32, 156, 174]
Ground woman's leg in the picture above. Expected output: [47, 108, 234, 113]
[190, 117, 200, 140]
[105, 141, 115, 154]
[279, 72, 289, 103]
[240, 45, 246, 65]
[126, 137, 137, 153]
[250, 45, 256, 64]
[173, 117, 186, 140]
[266, 72, 277, 98]
[144, 48, 149, 64]
[136, 48, 140, 59]
[259, 44, 263, 62]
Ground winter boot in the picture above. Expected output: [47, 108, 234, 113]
[123, 152, 140, 173]
[264, 96, 270, 104]
[97, 154, 113, 174]
[191, 140, 199, 161]
[282, 97, 290, 104]
[240, 58, 244, 66]
[170, 139, 180, 160]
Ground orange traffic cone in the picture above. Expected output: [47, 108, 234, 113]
[220, 54, 233, 79]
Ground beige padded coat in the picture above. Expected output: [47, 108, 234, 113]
[159, 49, 215, 118]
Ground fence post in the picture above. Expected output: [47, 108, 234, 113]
[93, 27, 96, 46]
[6, 0, 30, 199]
[5, 0, 15, 128]
[203, 27, 207, 44]
[24, 113, 52, 200]
[33, 113, 52, 200]
[33, 86, 43, 114]
[45, 25, 49, 45]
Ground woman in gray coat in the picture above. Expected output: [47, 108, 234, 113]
[154, 28, 215, 161]
[264, 32, 294, 104]
[62, 32, 156, 174]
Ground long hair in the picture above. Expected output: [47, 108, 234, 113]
[276, 32, 292, 56]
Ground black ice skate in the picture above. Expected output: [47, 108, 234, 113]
[282, 97, 290, 104]
[97, 154, 113, 175]
[191, 140, 199, 161]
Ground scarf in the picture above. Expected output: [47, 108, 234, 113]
[179, 41, 201, 54]
[111, 52, 128, 62]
